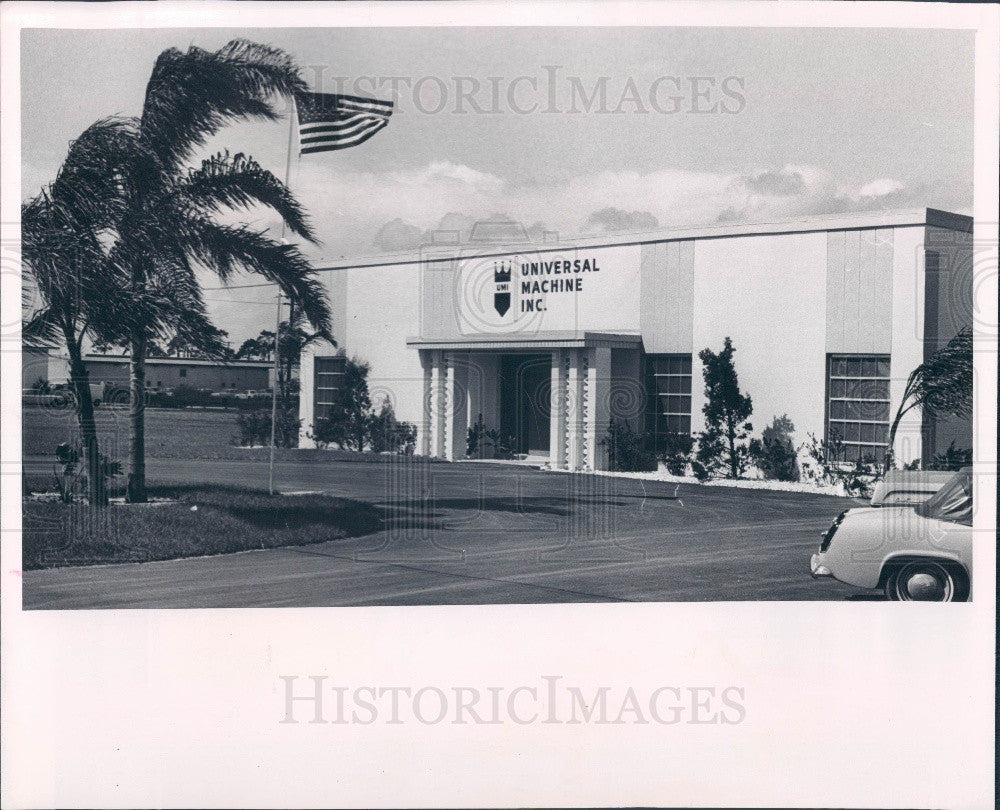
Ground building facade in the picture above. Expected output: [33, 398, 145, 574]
[299, 208, 973, 470]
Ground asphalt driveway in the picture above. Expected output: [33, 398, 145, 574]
[21, 456, 865, 607]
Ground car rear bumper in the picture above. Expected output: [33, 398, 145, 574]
[810, 552, 832, 579]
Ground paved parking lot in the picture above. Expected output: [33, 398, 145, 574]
[22, 457, 865, 607]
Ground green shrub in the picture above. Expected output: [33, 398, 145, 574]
[235, 406, 300, 448]
[749, 415, 800, 481]
[484, 428, 517, 460]
[653, 431, 694, 475]
[466, 413, 488, 458]
[604, 420, 658, 472]
[368, 397, 416, 455]
[802, 431, 884, 498]
[52, 441, 122, 504]
[234, 409, 271, 446]
[928, 441, 972, 471]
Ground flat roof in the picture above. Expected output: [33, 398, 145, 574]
[83, 355, 273, 368]
[407, 331, 643, 351]
[313, 207, 972, 272]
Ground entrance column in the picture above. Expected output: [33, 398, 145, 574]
[418, 350, 433, 456]
[428, 350, 447, 458]
[566, 349, 585, 470]
[444, 352, 468, 461]
[583, 346, 612, 471]
[549, 350, 568, 470]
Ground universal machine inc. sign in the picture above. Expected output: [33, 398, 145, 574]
[492, 256, 603, 316]
[455, 246, 640, 335]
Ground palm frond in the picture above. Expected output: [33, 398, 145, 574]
[22, 305, 64, 348]
[22, 194, 106, 318]
[50, 117, 146, 229]
[909, 328, 973, 418]
[172, 151, 316, 243]
[182, 220, 332, 338]
[140, 39, 306, 169]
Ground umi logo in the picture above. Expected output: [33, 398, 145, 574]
[493, 261, 512, 316]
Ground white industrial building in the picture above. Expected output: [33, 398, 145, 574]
[299, 208, 973, 470]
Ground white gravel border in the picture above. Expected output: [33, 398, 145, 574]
[541, 464, 853, 497]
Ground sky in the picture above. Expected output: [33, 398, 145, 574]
[21, 26, 975, 344]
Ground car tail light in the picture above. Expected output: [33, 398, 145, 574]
[820, 510, 849, 552]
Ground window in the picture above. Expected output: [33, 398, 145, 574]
[179, 368, 187, 378]
[826, 355, 891, 460]
[645, 354, 693, 436]
[314, 356, 346, 420]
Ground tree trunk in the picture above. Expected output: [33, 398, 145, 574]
[726, 417, 738, 478]
[67, 344, 107, 506]
[884, 402, 914, 470]
[126, 334, 147, 503]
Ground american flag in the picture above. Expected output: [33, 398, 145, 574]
[295, 91, 393, 155]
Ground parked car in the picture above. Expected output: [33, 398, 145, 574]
[810, 467, 973, 601]
[869, 469, 954, 507]
[23, 382, 105, 407]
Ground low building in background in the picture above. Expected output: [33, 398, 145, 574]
[82, 355, 277, 393]
[299, 208, 973, 471]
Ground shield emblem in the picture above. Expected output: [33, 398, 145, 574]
[493, 261, 512, 316]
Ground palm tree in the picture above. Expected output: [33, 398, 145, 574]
[886, 327, 973, 467]
[21, 121, 147, 505]
[277, 300, 327, 404]
[81, 40, 332, 501]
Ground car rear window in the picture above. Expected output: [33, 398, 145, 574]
[914, 471, 973, 526]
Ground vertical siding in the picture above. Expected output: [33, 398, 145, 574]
[889, 225, 926, 465]
[691, 232, 827, 442]
[873, 230, 894, 351]
[327, 269, 348, 347]
[639, 239, 694, 353]
[420, 258, 461, 340]
[825, 227, 894, 354]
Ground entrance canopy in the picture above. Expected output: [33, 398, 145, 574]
[410, 331, 643, 471]
[406, 330, 642, 352]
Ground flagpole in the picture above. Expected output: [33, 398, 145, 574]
[269, 97, 297, 496]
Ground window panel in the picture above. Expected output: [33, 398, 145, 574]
[645, 354, 693, 440]
[314, 357, 345, 421]
[826, 354, 891, 459]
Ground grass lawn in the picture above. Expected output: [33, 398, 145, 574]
[24, 406, 249, 459]
[22, 405, 431, 464]
[22, 484, 383, 570]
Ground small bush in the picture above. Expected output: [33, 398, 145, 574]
[801, 432, 884, 498]
[310, 413, 344, 450]
[235, 409, 271, 446]
[368, 397, 416, 455]
[604, 420, 658, 472]
[275, 406, 301, 448]
[484, 428, 517, 460]
[749, 414, 800, 481]
[653, 431, 694, 475]
[466, 413, 488, 458]
[928, 441, 972, 471]
[52, 441, 121, 504]
[235, 406, 300, 448]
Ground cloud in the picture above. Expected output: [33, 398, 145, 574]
[583, 207, 660, 233]
[859, 178, 906, 198]
[373, 218, 424, 252]
[286, 158, 948, 261]
[371, 212, 556, 252]
[738, 168, 806, 196]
